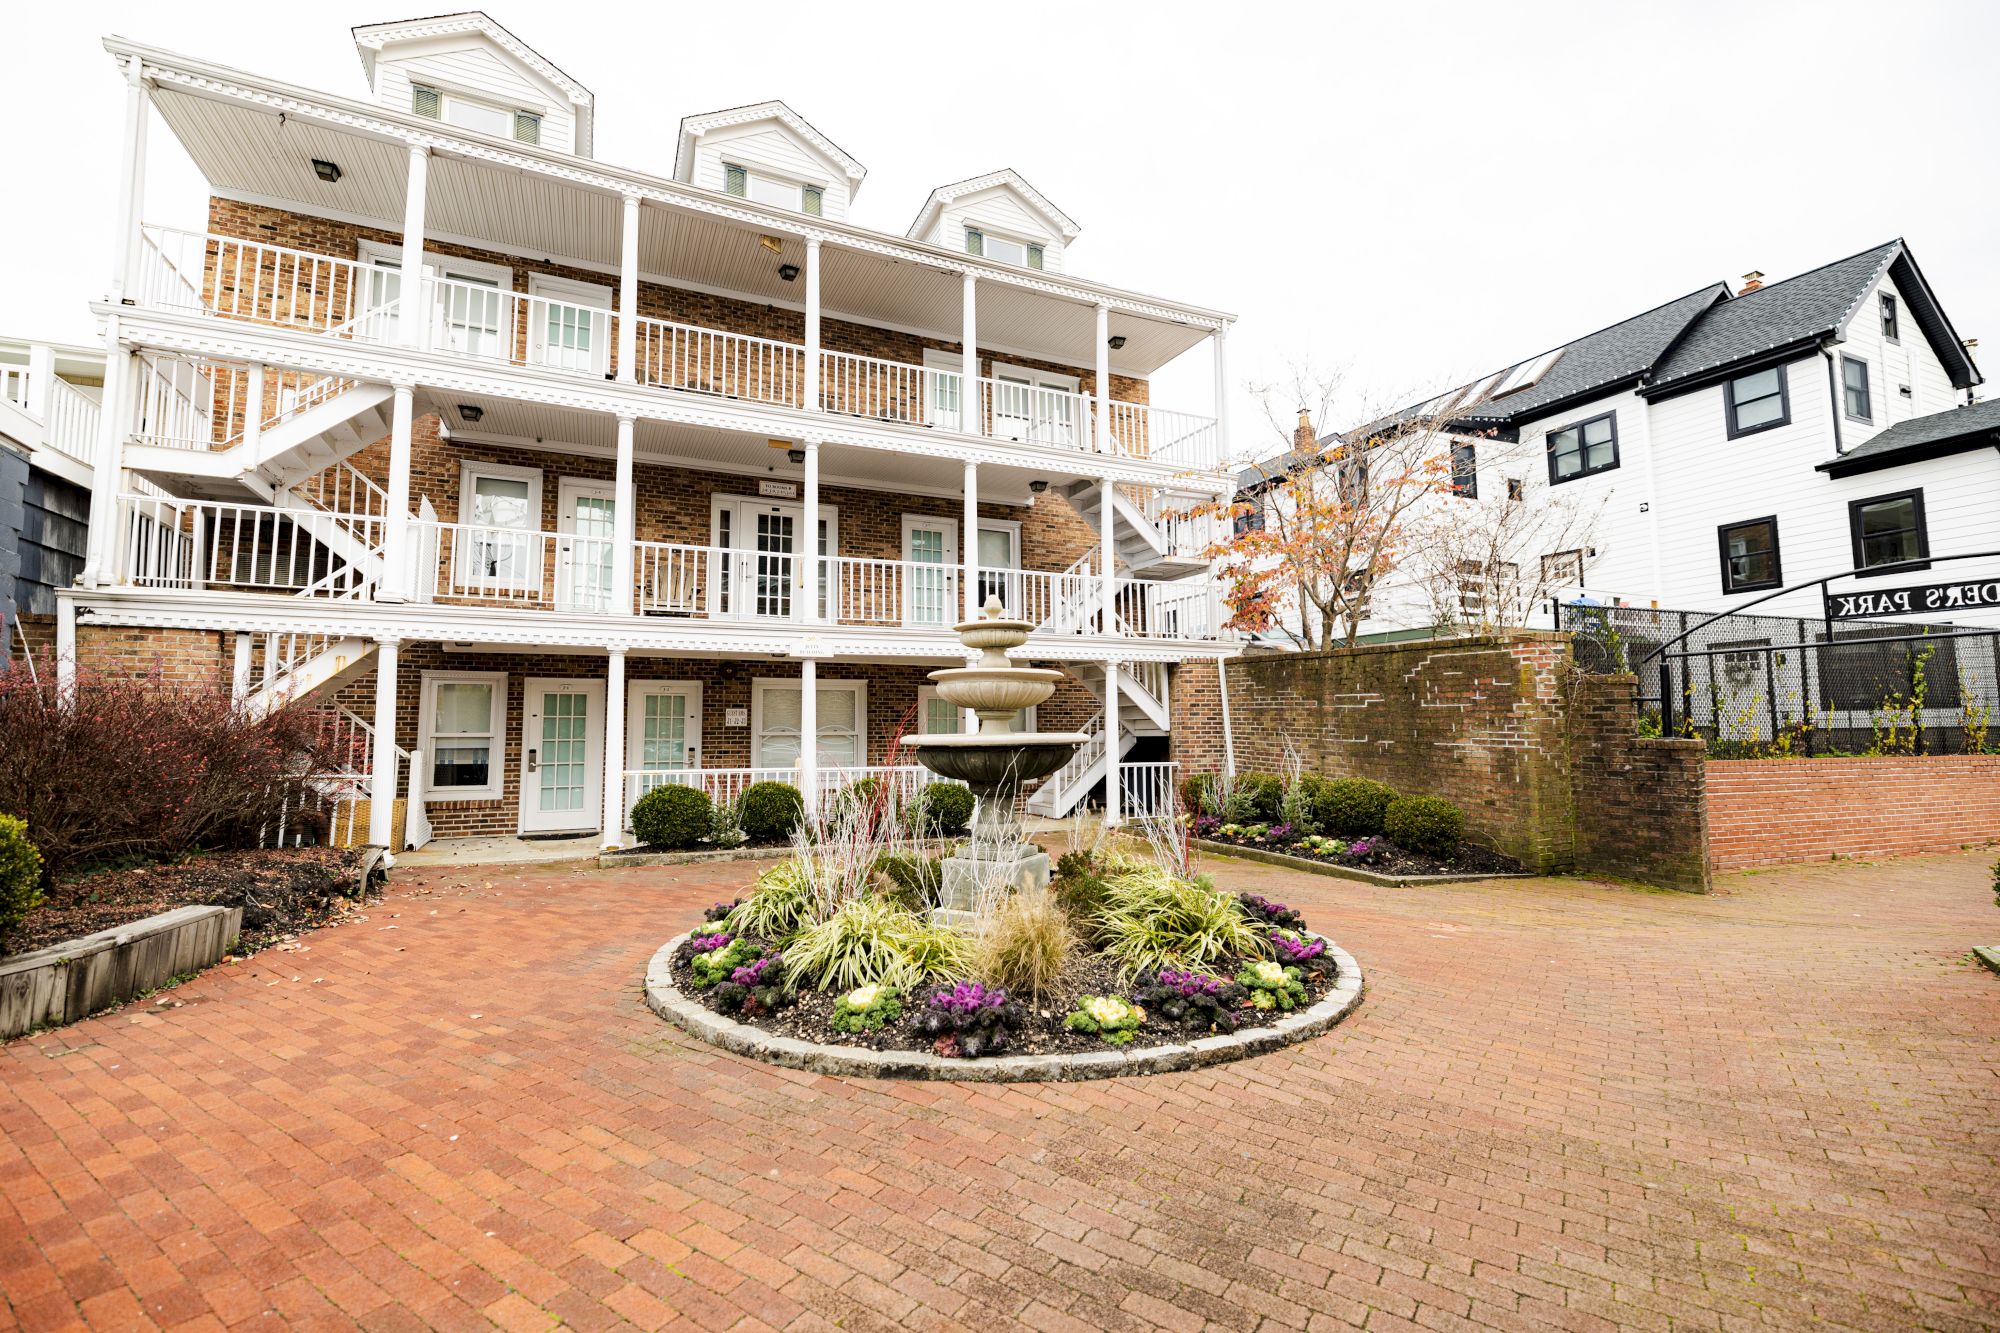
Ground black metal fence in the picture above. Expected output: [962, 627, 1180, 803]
[1562, 602, 2000, 757]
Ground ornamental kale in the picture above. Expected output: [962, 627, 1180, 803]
[690, 931, 734, 952]
[914, 981, 1025, 1058]
[830, 983, 903, 1033]
[1265, 823, 1296, 844]
[703, 900, 743, 928]
[1064, 993, 1144, 1045]
[1130, 968, 1245, 1034]
[689, 936, 763, 988]
[1235, 959, 1309, 1012]
[1236, 893, 1305, 931]
[1270, 929, 1326, 965]
[709, 949, 792, 1018]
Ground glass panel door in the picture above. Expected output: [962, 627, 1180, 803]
[627, 684, 702, 808]
[976, 525, 1019, 615]
[556, 480, 616, 613]
[904, 521, 953, 627]
[519, 679, 604, 833]
[991, 374, 1033, 442]
[436, 271, 504, 359]
[466, 473, 537, 591]
[754, 511, 795, 619]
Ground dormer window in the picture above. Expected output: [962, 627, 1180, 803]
[412, 84, 543, 144]
[723, 162, 824, 215]
[965, 227, 1042, 269]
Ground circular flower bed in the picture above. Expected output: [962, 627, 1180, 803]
[644, 847, 1365, 1081]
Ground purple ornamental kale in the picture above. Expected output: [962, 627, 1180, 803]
[689, 931, 733, 953]
[929, 981, 1006, 1014]
[1271, 931, 1326, 963]
[1155, 968, 1226, 997]
[731, 953, 779, 987]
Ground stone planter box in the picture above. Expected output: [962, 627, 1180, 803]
[1195, 839, 1534, 887]
[0, 905, 243, 1041]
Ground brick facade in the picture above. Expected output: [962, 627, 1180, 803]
[74, 625, 234, 691]
[1706, 755, 2000, 871]
[1223, 633, 1711, 890]
[1168, 658, 1227, 775]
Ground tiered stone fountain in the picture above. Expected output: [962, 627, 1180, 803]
[900, 597, 1087, 928]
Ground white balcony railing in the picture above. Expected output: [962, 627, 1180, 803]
[424, 275, 612, 376]
[981, 377, 1089, 451]
[632, 315, 804, 407]
[0, 366, 30, 411]
[412, 521, 621, 612]
[819, 351, 961, 429]
[1120, 761, 1180, 819]
[43, 381, 102, 471]
[138, 226, 377, 334]
[118, 495, 379, 598]
[1097, 401, 1221, 471]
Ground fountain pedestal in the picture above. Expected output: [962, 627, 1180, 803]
[899, 600, 1087, 930]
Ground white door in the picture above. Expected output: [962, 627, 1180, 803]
[624, 681, 703, 828]
[519, 678, 605, 833]
[921, 349, 965, 431]
[901, 515, 957, 627]
[528, 275, 611, 375]
[555, 477, 616, 613]
[990, 365, 1079, 446]
[975, 523, 1022, 617]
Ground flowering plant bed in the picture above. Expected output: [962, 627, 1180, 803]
[1193, 819, 1520, 878]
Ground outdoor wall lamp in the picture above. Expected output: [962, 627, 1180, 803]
[787, 448, 806, 464]
[1106, 334, 1127, 350]
[1029, 479, 1048, 493]
[778, 264, 801, 282]
[311, 159, 343, 184]
[456, 404, 484, 424]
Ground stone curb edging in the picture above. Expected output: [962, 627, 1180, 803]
[601, 837, 963, 870]
[1195, 839, 1534, 887]
[643, 931, 1364, 1081]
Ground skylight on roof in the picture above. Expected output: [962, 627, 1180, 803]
[1489, 347, 1564, 399]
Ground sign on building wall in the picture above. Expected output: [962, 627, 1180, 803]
[1824, 578, 2000, 620]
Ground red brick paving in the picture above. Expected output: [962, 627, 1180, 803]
[4, 849, 1999, 1331]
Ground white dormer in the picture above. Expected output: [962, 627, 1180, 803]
[674, 101, 866, 222]
[906, 170, 1080, 274]
[353, 13, 595, 157]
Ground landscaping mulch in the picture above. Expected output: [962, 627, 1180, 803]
[669, 934, 1340, 1059]
[1202, 834, 1520, 878]
[4, 848, 378, 959]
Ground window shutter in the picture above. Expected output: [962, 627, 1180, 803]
[724, 164, 747, 197]
[965, 228, 983, 257]
[802, 186, 824, 217]
[412, 85, 441, 119]
[1027, 244, 1044, 271]
[513, 112, 541, 145]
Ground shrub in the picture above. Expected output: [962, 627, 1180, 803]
[871, 851, 944, 913]
[1315, 778, 1398, 836]
[739, 781, 804, 842]
[1052, 851, 1111, 929]
[630, 784, 712, 849]
[1064, 994, 1144, 1045]
[829, 776, 885, 826]
[1236, 959, 1309, 1012]
[1179, 773, 1216, 816]
[725, 860, 817, 943]
[785, 896, 971, 992]
[1130, 967, 1245, 1034]
[973, 888, 1075, 1002]
[1236, 771, 1284, 821]
[708, 796, 747, 849]
[830, 983, 903, 1033]
[914, 981, 1024, 1057]
[1090, 856, 1267, 979]
[912, 783, 974, 837]
[1281, 774, 1325, 836]
[1384, 794, 1466, 858]
[0, 815, 45, 946]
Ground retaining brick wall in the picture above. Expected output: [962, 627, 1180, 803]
[1566, 673, 1710, 891]
[1168, 659, 1227, 776]
[1707, 755, 2000, 870]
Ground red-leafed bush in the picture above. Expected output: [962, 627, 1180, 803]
[0, 670, 340, 882]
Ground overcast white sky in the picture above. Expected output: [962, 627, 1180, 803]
[3, 0, 1993, 465]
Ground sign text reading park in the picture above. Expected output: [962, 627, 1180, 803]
[1824, 577, 2000, 621]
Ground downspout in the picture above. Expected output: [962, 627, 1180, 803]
[1823, 347, 1845, 455]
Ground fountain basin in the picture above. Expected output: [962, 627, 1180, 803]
[899, 733, 1089, 787]
[926, 665, 1066, 724]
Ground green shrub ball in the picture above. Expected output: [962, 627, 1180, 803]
[739, 781, 805, 842]
[1315, 778, 1398, 836]
[1383, 794, 1466, 857]
[0, 814, 45, 944]
[915, 783, 974, 836]
[630, 785, 712, 849]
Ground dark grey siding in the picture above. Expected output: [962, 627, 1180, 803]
[0, 452, 90, 652]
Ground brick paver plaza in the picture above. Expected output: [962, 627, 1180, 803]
[4, 849, 1998, 1331]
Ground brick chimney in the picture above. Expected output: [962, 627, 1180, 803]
[1293, 407, 1316, 453]
[1738, 270, 1764, 296]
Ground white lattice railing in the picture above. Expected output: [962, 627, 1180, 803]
[819, 350, 960, 428]
[1120, 761, 1180, 819]
[631, 315, 804, 407]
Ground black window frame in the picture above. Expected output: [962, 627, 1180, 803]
[1716, 515, 1783, 595]
[1544, 411, 1620, 485]
[1841, 354, 1873, 423]
[1723, 364, 1791, 439]
[1505, 477, 1524, 501]
[1880, 292, 1899, 342]
[1847, 489, 1929, 576]
[1449, 441, 1478, 498]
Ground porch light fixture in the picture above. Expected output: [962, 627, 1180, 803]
[457, 404, 484, 424]
[311, 158, 343, 184]
[1029, 479, 1048, 494]
[787, 448, 806, 464]
[778, 263, 800, 282]
[1106, 334, 1127, 350]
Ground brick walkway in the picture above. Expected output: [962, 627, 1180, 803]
[4, 850, 1999, 1332]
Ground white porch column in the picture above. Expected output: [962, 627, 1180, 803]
[367, 638, 402, 849]
[1099, 476, 1117, 633]
[602, 649, 627, 847]
[79, 329, 130, 586]
[1212, 323, 1230, 468]
[803, 237, 822, 412]
[961, 274, 979, 435]
[612, 413, 636, 614]
[1094, 303, 1112, 454]
[398, 145, 430, 348]
[799, 439, 821, 622]
[54, 597, 76, 698]
[242, 362, 266, 463]
[962, 461, 980, 619]
[1103, 659, 1122, 828]
[231, 632, 253, 706]
[110, 54, 148, 302]
[24, 344, 54, 421]
[617, 194, 640, 384]
[799, 658, 819, 816]
[381, 382, 416, 600]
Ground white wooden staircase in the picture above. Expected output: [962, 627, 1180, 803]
[1024, 660, 1170, 818]
[127, 370, 395, 505]
[1057, 481, 1214, 580]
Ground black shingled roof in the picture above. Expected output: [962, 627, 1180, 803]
[1818, 397, 2000, 478]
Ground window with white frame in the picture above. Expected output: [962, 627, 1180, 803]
[723, 162, 826, 215]
[965, 227, 1043, 269]
[752, 679, 866, 770]
[419, 671, 507, 798]
[458, 461, 543, 591]
[917, 686, 1035, 735]
[411, 84, 544, 144]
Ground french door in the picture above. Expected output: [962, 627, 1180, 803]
[518, 678, 605, 833]
[901, 516, 957, 627]
[990, 365, 1080, 447]
[624, 682, 703, 823]
[555, 478, 616, 613]
[713, 498, 832, 620]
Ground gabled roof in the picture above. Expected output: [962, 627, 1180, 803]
[352, 12, 594, 154]
[906, 169, 1080, 243]
[672, 100, 867, 190]
[1817, 397, 2000, 478]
